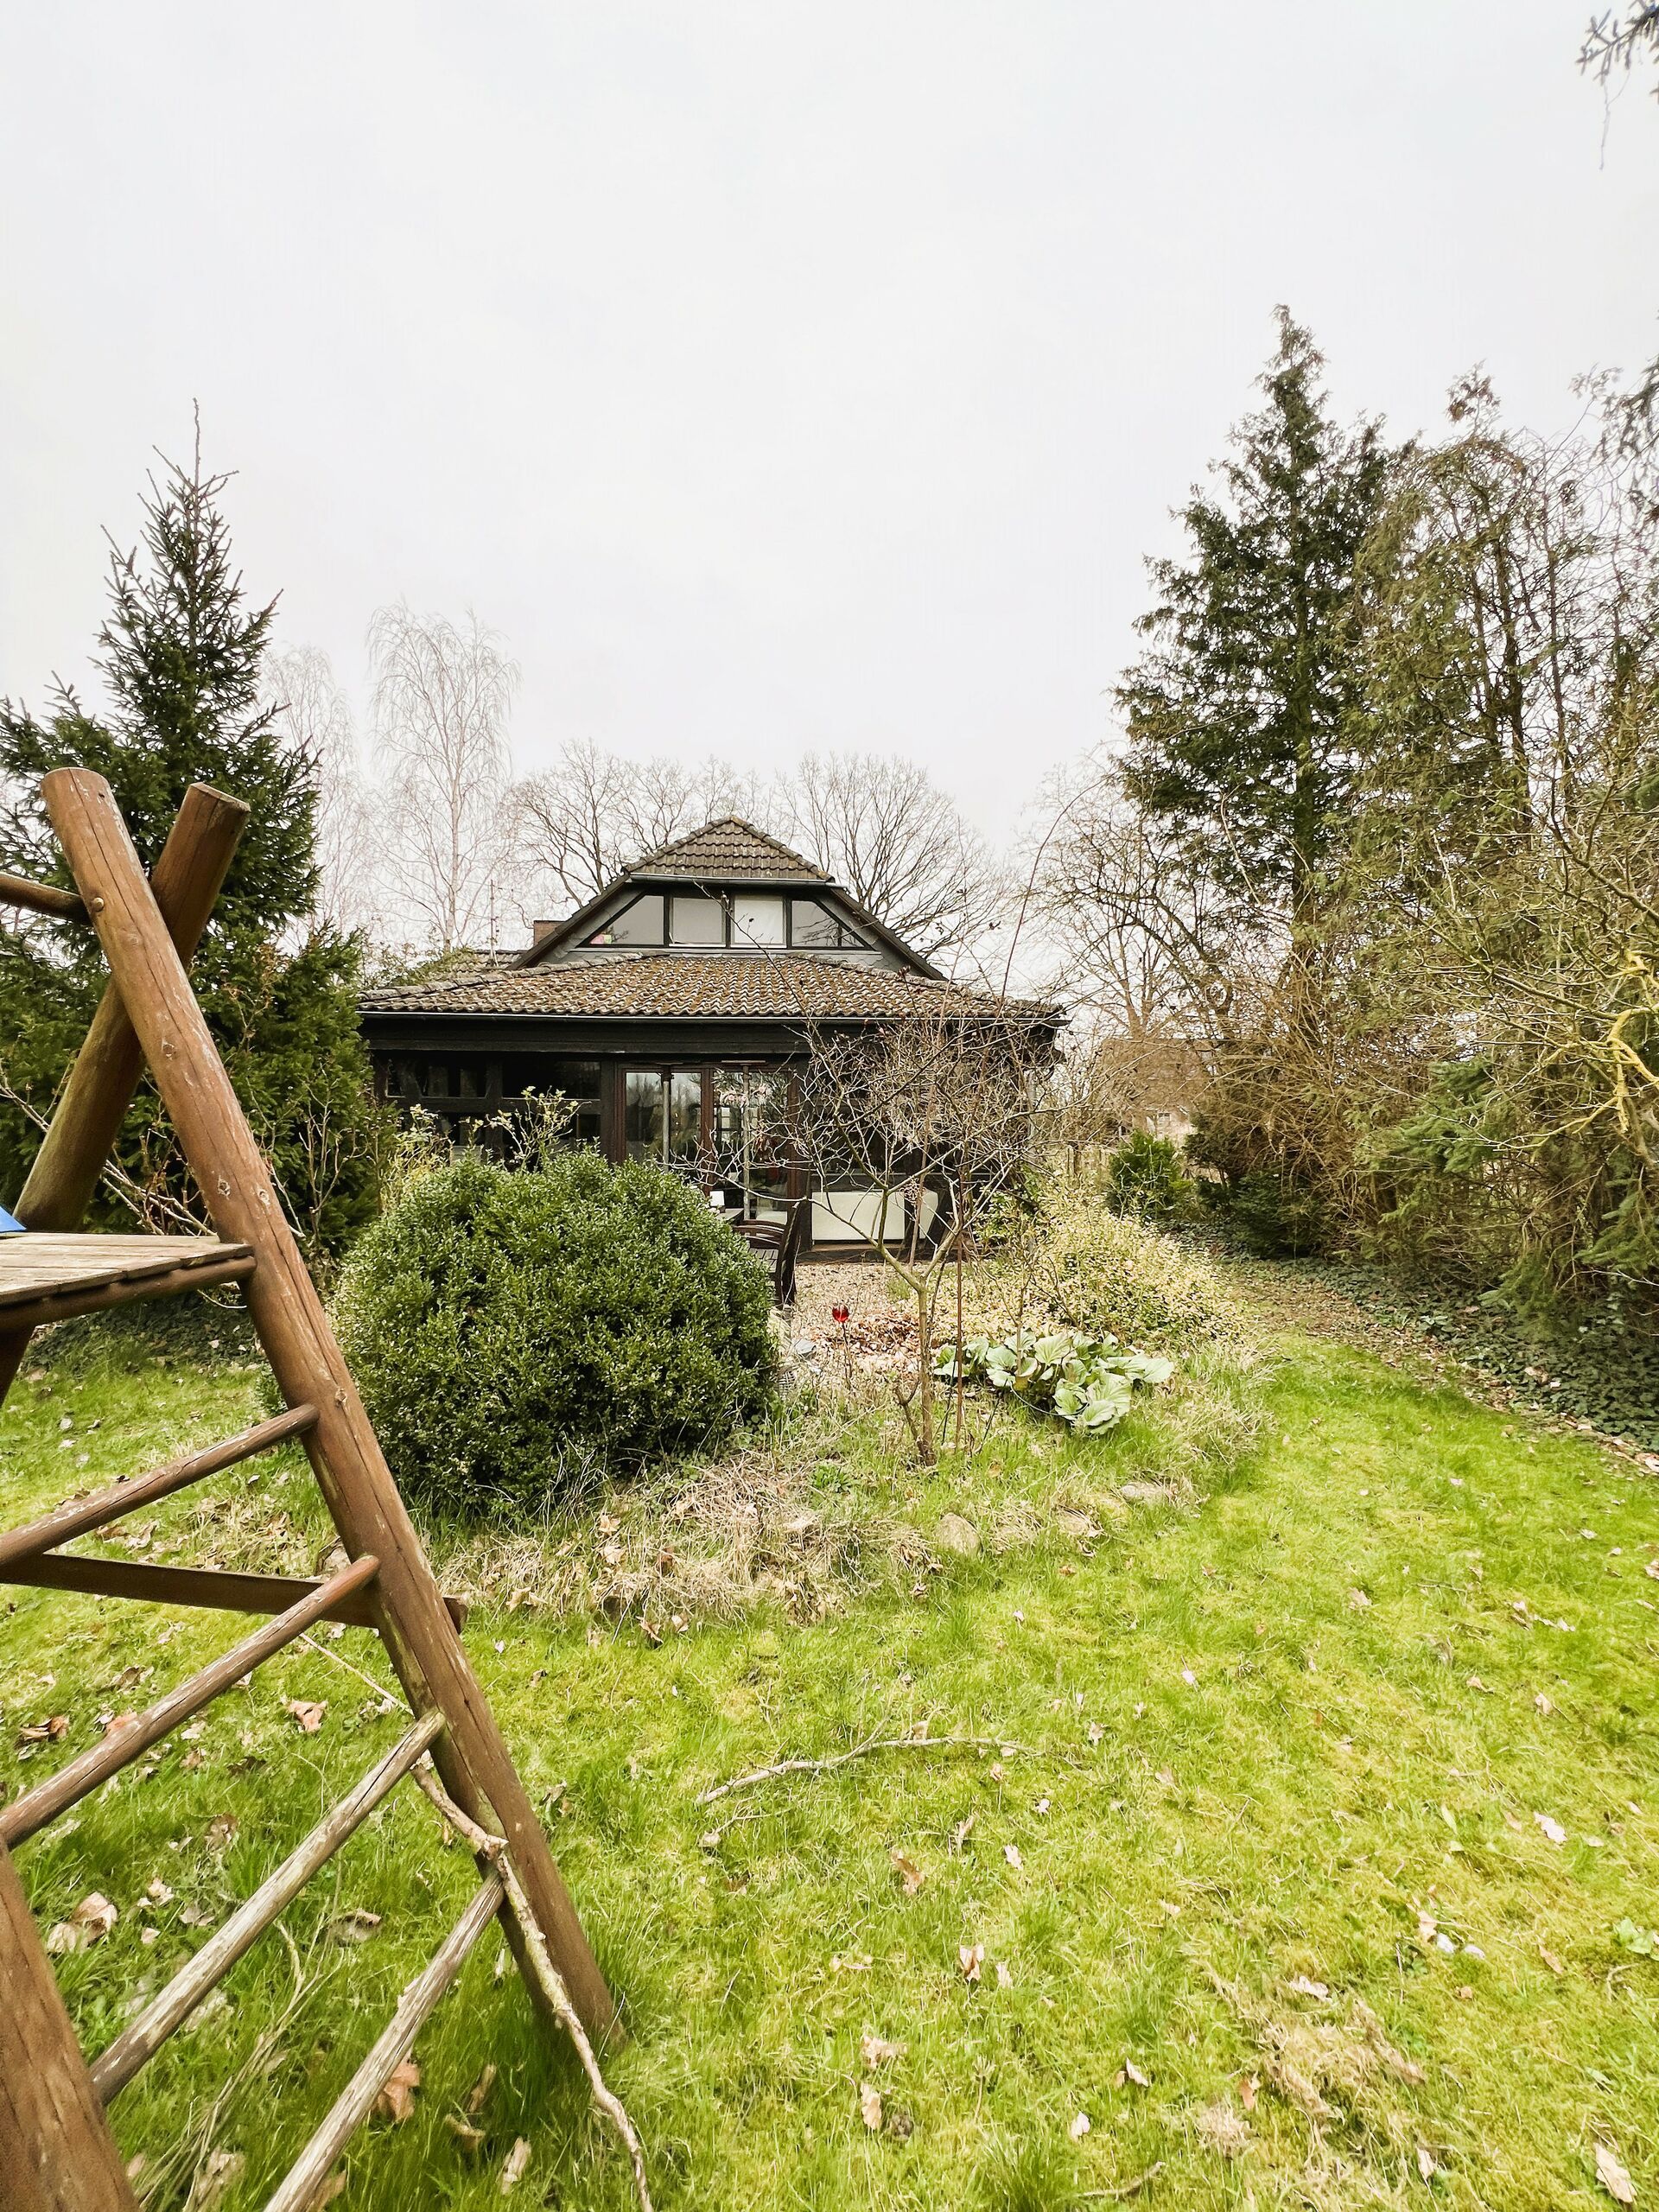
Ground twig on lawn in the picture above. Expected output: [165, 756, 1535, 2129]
[296, 1630, 399, 1707]
[410, 1761, 655, 2212]
[696, 1732, 1037, 1806]
[1079, 2165, 1165, 2202]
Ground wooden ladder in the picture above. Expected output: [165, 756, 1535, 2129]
[0, 771, 616, 2212]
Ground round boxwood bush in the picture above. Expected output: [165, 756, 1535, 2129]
[332, 1151, 777, 1519]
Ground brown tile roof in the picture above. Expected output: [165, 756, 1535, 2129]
[360, 950, 1058, 1025]
[626, 817, 829, 881]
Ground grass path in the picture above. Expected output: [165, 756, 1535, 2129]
[2, 1304, 1656, 2209]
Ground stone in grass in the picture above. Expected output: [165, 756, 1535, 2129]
[1119, 1482, 1168, 1506]
[935, 1512, 982, 1556]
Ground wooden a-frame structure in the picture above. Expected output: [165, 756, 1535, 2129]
[0, 772, 615, 2210]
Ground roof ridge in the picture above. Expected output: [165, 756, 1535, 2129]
[624, 814, 830, 880]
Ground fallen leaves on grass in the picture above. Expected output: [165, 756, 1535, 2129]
[46, 1891, 117, 1954]
[373, 2058, 421, 2124]
[284, 1699, 327, 1734]
[1004, 1843, 1023, 1871]
[1535, 1812, 1567, 1845]
[1596, 2143, 1637, 2205]
[1117, 2059, 1152, 2089]
[889, 1848, 925, 1895]
[499, 2137, 531, 2193]
[326, 1907, 382, 1945]
[958, 1942, 984, 1982]
[16, 1713, 68, 1745]
[859, 2082, 883, 2131]
[1194, 2100, 1251, 2158]
[1208, 1971, 1422, 2127]
[1069, 2111, 1091, 2140]
[186, 2150, 245, 2210]
[861, 2031, 906, 2067]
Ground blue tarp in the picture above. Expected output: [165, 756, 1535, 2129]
[0, 1206, 25, 1234]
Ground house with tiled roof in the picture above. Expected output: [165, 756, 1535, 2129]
[359, 818, 1061, 1250]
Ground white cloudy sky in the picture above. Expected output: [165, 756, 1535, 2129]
[2, 3, 1654, 833]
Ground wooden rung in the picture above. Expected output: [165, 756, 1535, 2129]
[0, 869, 87, 924]
[0, 1553, 466, 1631]
[0, 1554, 379, 1849]
[0, 1407, 318, 1570]
[91, 1709, 446, 2104]
[0, 1235, 257, 1337]
[261, 1872, 507, 2212]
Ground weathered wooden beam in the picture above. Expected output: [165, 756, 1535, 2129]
[0, 1406, 318, 1570]
[0, 1550, 467, 1632]
[91, 1709, 446, 2104]
[0, 785, 248, 1407]
[261, 1873, 506, 2212]
[43, 766, 617, 2039]
[0, 871, 88, 925]
[0, 1554, 378, 1849]
[0, 1249, 256, 1337]
[0, 1843, 137, 2212]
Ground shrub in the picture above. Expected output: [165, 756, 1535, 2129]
[973, 1179, 1242, 1352]
[333, 1152, 777, 1520]
[1103, 1129, 1192, 1224]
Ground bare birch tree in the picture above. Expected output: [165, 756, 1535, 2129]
[518, 740, 765, 906]
[368, 604, 523, 950]
[261, 644, 378, 938]
[775, 752, 1002, 967]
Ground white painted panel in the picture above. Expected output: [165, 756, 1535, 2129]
[811, 1188, 896, 1243]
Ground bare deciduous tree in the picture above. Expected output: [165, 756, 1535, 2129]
[369, 604, 523, 950]
[775, 752, 1002, 968]
[518, 740, 766, 906]
[261, 645, 378, 938]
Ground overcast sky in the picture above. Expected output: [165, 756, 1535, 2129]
[3, 3, 1654, 836]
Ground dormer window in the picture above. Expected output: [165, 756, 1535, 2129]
[790, 898, 866, 950]
[583, 886, 868, 950]
[670, 894, 725, 945]
[586, 893, 664, 947]
[731, 894, 785, 946]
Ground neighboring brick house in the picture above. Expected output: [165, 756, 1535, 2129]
[359, 817, 1061, 1252]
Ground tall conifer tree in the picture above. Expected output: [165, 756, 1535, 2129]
[1118, 311, 1397, 936]
[0, 435, 387, 1254]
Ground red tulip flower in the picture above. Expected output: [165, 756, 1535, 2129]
[831, 1304, 850, 1326]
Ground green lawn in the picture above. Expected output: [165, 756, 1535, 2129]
[3, 1306, 1656, 2209]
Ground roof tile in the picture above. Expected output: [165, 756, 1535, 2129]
[360, 950, 1056, 1024]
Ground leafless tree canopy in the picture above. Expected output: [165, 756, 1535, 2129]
[261, 645, 377, 938]
[517, 740, 766, 907]
[518, 739, 1001, 962]
[773, 752, 1002, 965]
[369, 604, 524, 950]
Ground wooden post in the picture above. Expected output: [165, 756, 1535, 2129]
[0, 783, 248, 1404]
[42, 768, 617, 2039]
[0, 1843, 137, 2212]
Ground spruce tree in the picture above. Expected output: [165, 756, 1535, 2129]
[1118, 310, 1397, 933]
[0, 436, 388, 1255]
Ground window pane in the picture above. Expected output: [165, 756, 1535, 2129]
[789, 898, 840, 948]
[731, 895, 785, 947]
[711, 1066, 791, 1217]
[625, 1070, 664, 1161]
[589, 894, 664, 947]
[671, 894, 725, 945]
[667, 1070, 702, 1166]
[545, 1059, 602, 1149]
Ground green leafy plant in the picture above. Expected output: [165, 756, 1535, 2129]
[333, 1150, 777, 1519]
[1613, 1918, 1659, 1959]
[1104, 1129, 1192, 1224]
[934, 1325, 1173, 1432]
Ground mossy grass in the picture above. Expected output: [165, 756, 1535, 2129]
[2, 1304, 1656, 2206]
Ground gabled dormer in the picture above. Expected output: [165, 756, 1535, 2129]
[519, 817, 940, 978]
